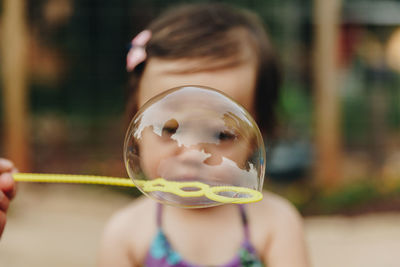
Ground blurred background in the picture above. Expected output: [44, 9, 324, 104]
[0, 0, 399, 266]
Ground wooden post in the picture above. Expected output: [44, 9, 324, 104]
[313, 0, 342, 187]
[1, 0, 31, 171]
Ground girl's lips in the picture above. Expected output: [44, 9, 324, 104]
[164, 176, 228, 187]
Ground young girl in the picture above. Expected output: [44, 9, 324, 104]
[98, 3, 309, 267]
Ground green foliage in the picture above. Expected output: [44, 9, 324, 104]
[278, 82, 313, 137]
[316, 182, 380, 213]
[341, 94, 370, 145]
[273, 177, 400, 215]
[387, 75, 400, 129]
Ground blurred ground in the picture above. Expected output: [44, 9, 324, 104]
[1, 184, 400, 267]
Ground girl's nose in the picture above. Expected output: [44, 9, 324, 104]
[173, 131, 204, 148]
[176, 144, 224, 167]
[176, 145, 210, 164]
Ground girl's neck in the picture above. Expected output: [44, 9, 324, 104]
[163, 203, 238, 220]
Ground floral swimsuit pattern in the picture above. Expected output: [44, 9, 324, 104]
[145, 204, 264, 267]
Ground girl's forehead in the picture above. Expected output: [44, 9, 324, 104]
[138, 58, 257, 113]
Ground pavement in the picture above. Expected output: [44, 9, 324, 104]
[1, 184, 400, 267]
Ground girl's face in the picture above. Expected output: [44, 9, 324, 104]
[136, 58, 258, 188]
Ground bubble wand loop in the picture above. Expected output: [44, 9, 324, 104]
[12, 173, 263, 204]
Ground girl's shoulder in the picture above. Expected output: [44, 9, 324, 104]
[99, 197, 157, 265]
[101, 197, 156, 246]
[247, 190, 304, 232]
[250, 191, 300, 216]
[249, 192, 309, 266]
[104, 196, 156, 234]
[245, 191, 306, 259]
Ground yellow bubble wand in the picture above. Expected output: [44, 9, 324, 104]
[12, 173, 263, 204]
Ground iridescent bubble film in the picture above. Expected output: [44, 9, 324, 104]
[124, 86, 265, 208]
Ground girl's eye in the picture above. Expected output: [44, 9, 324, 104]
[217, 131, 236, 141]
[162, 126, 177, 135]
[161, 119, 179, 136]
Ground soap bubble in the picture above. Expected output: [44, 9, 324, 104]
[124, 86, 265, 208]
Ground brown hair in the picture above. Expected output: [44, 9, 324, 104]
[127, 3, 281, 136]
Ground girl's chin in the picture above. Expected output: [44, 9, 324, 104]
[149, 191, 222, 209]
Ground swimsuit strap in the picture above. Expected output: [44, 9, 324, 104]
[238, 204, 251, 242]
[156, 202, 163, 228]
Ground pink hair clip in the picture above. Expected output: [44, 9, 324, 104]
[126, 30, 152, 71]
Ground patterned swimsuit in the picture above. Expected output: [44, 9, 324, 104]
[145, 204, 264, 267]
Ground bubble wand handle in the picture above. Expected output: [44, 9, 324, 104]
[13, 173, 136, 187]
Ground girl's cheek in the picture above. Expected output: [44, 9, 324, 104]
[209, 143, 250, 168]
[139, 137, 179, 178]
[138, 132, 159, 178]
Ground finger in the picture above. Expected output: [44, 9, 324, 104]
[0, 191, 9, 212]
[9, 169, 18, 199]
[0, 173, 16, 199]
[0, 211, 5, 238]
[0, 158, 13, 172]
